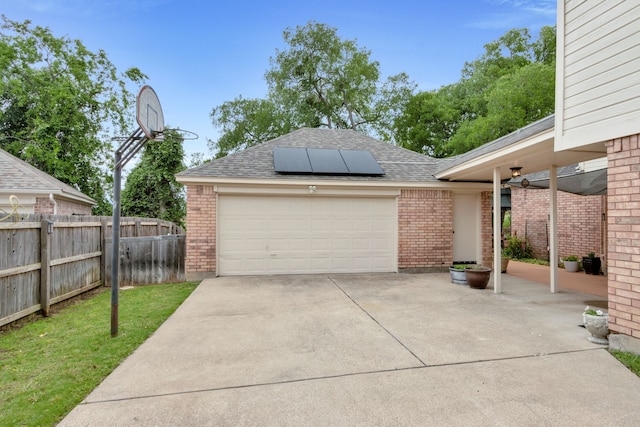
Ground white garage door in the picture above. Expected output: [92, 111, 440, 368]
[218, 195, 397, 275]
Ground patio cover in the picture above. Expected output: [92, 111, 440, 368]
[508, 164, 607, 196]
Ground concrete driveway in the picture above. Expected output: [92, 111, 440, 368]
[60, 273, 640, 426]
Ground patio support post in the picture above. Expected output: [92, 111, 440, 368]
[549, 165, 558, 293]
[493, 167, 502, 293]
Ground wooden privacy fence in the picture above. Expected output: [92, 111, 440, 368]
[0, 214, 185, 327]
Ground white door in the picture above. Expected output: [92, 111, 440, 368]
[218, 195, 397, 275]
[453, 194, 479, 263]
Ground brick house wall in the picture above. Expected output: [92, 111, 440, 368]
[606, 134, 640, 339]
[510, 188, 606, 264]
[183, 186, 491, 277]
[185, 185, 216, 279]
[481, 191, 493, 267]
[34, 197, 92, 215]
[398, 189, 453, 269]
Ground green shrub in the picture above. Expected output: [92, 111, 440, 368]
[503, 235, 533, 260]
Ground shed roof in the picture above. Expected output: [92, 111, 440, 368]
[178, 128, 454, 183]
[0, 148, 96, 205]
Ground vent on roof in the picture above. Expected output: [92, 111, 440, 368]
[273, 147, 384, 176]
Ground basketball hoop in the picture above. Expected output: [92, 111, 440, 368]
[111, 85, 166, 337]
[136, 85, 164, 140]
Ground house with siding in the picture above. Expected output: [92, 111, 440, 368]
[0, 148, 95, 216]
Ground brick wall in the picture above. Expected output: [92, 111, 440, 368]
[606, 134, 640, 339]
[398, 189, 453, 269]
[481, 191, 493, 267]
[185, 185, 216, 279]
[510, 188, 606, 263]
[34, 197, 92, 215]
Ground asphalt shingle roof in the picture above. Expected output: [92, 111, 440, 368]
[178, 128, 451, 183]
[0, 148, 95, 204]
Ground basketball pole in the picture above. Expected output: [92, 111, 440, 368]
[111, 85, 163, 338]
[111, 128, 152, 337]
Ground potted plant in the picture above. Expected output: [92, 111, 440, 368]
[582, 252, 601, 275]
[563, 255, 579, 272]
[464, 265, 492, 289]
[449, 264, 467, 286]
[582, 306, 609, 345]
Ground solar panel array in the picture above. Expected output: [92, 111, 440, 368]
[273, 147, 384, 176]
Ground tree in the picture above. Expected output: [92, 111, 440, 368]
[0, 17, 146, 214]
[121, 128, 186, 227]
[392, 90, 459, 157]
[394, 26, 556, 156]
[209, 21, 415, 157]
[209, 97, 292, 158]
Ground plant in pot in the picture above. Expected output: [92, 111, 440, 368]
[464, 265, 492, 289]
[582, 306, 609, 345]
[449, 264, 468, 286]
[582, 252, 601, 275]
[562, 255, 580, 272]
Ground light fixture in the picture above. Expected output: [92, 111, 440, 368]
[510, 166, 522, 178]
[308, 185, 316, 194]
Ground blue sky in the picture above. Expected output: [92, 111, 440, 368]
[2, 0, 556, 160]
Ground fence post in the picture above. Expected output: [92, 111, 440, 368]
[40, 219, 52, 316]
[101, 218, 108, 286]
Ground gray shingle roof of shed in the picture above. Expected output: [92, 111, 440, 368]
[178, 128, 451, 182]
[0, 148, 95, 203]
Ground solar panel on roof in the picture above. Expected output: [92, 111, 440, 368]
[339, 149, 384, 175]
[273, 147, 312, 173]
[307, 148, 349, 174]
[273, 147, 384, 176]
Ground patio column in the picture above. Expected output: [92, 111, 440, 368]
[549, 165, 558, 293]
[493, 167, 502, 293]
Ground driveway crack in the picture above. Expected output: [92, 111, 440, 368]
[328, 276, 427, 367]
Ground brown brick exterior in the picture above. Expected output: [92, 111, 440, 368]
[184, 187, 492, 276]
[606, 134, 640, 338]
[481, 191, 493, 267]
[34, 196, 92, 215]
[398, 189, 453, 269]
[185, 185, 216, 278]
[510, 188, 607, 264]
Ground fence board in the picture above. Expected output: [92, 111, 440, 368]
[0, 214, 185, 327]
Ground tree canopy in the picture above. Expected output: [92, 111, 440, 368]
[394, 26, 556, 157]
[0, 16, 146, 213]
[121, 128, 186, 227]
[210, 21, 415, 157]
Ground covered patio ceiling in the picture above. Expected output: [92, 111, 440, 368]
[434, 114, 608, 295]
[435, 115, 607, 183]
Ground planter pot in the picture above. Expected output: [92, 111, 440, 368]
[465, 267, 492, 289]
[583, 313, 609, 345]
[500, 257, 510, 273]
[449, 267, 467, 286]
[582, 257, 601, 275]
[564, 260, 579, 272]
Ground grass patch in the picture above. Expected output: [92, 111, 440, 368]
[0, 282, 198, 427]
[611, 350, 640, 377]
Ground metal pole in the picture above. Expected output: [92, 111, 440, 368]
[111, 150, 122, 337]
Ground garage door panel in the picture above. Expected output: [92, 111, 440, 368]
[218, 195, 396, 275]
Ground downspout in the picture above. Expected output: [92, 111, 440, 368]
[49, 193, 58, 215]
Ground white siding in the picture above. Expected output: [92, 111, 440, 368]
[555, 0, 640, 150]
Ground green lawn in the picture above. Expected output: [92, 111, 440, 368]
[0, 282, 198, 427]
[611, 350, 640, 377]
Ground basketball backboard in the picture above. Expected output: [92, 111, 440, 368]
[136, 85, 164, 140]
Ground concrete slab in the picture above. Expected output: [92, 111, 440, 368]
[60, 273, 640, 426]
